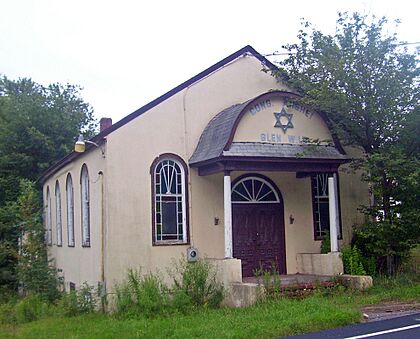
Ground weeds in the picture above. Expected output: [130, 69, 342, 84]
[114, 259, 224, 318]
[170, 259, 224, 309]
[114, 269, 169, 317]
[57, 282, 97, 317]
[341, 246, 366, 275]
[254, 261, 282, 297]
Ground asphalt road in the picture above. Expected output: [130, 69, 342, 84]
[283, 312, 420, 338]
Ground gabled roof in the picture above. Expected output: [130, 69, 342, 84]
[40, 45, 278, 183]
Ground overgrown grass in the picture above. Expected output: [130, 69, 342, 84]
[2, 277, 419, 339]
[1, 295, 360, 338]
[2, 251, 419, 338]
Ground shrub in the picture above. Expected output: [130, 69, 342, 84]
[14, 294, 50, 323]
[57, 283, 97, 317]
[170, 259, 224, 309]
[114, 269, 169, 317]
[15, 181, 61, 302]
[341, 246, 366, 275]
[320, 232, 331, 254]
[0, 300, 17, 324]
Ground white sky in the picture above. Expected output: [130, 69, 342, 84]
[1, 0, 419, 124]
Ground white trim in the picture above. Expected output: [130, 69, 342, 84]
[224, 174, 233, 258]
[231, 176, 279, 203]
[328, 176, 338, 252]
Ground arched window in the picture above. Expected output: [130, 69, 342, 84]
[66, 174, 75, 247]
[80, 164, 90, 247]
[151, 155, 189, 244]
[45, 187, 52, 245]
[55, 181, 62, 246]
[232, 176, 280, 203]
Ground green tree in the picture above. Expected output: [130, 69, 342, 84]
[0, 76, 96, 293]
[0, 77, 96, 204]
[15, 180, 60, 301]
[274, 12, 419, 274]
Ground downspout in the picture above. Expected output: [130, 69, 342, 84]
[182, 86, 193, 245]
[98, 170, 106, 311]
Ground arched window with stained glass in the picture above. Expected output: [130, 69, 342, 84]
[151, 155, 188, 244]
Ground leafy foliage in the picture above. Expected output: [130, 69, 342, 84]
[114, 269, 169, 317]
[170, 259, 224, 309]
[341, 246, 366, 276]
[14, 180, 60, 301]
[275, 12, 420, 274]
[0, 76, 96, 204]
[320, 231, 331, 254]
[0, 76, 96, 293]
[57, 283, 97, 317]
[115, 260, 224, 318]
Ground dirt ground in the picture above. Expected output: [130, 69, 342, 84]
[362, 301, 420, 322]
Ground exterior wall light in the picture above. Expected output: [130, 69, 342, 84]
[74, 134, 105, 157]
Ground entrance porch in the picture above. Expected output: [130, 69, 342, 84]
[189, 90, 349, 281]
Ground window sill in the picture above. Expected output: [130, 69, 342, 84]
[153, 241, 189, 247]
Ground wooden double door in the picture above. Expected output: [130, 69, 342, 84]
[231, 176, 286, 277]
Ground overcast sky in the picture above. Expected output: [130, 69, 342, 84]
[1, 0, 419, 124]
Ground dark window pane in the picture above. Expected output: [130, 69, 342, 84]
[243, 180, 253, 198]
[260, 191, 276, 202]
[319, 201, 330, 233]
[253, 180, 263, 198]
[258, 184, 271, 200]
[157, 224, 162, 240]
[162, 201, 177, 236]
[235, 183, 249, 200]
[232, 191, 247, 202]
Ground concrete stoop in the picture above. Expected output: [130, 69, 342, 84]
[223, 274, 374, 308]
[337, 274, 373, 291]
[223, 282, 264, 308]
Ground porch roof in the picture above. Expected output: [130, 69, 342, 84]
[189, 91, 349, 176]
[224, 142, 347, 160]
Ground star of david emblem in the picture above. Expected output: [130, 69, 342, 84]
[274, 108, 294, 133]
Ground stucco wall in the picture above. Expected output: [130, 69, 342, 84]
[43, 147, 104, 289]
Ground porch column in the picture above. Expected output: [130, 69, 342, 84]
[328, 174, 339, 252]
[224, 171, 233, 258]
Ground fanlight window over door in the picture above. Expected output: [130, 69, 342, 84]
[232, 176, 279, 203]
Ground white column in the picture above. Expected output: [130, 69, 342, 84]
[224, 173, 233, 258]
[328, 175, 339, 252]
